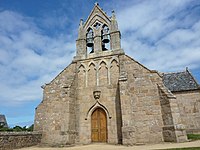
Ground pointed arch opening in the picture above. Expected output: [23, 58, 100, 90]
[101, 25, 110, 51]
[86, 27, 94, 54]
[91, 107, 107, 142]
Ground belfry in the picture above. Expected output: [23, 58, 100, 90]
[35, 3, 200, 146]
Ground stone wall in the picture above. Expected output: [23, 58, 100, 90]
[35, 53, 189, 146]
[35, 51, 126, 145]
[158, 84, 187, 142]
[118, 55, 187, 144]
[76, 54, 122, 144]
[34, 63, 78, 146]
[174, 90, 200, 133]
[0, 132, 41, 150]
[119, 55, 164, 145]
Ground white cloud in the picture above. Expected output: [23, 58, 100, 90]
[117, 0, 200, 73]
[0, 10, 76, 106]
[1, 0, 200, 108]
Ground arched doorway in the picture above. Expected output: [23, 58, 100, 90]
[91, 108, 107, 142]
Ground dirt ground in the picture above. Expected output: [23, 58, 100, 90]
[17, 140, 200, 150]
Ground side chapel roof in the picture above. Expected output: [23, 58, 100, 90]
[162, 68, 200, 92]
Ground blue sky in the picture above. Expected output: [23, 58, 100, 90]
[0, 0, 200, 127]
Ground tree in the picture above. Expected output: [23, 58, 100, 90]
[27, 124, 34, 131]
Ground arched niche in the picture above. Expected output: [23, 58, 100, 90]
[88, 62, 96, 87]
[98, 61, 108, 86]
[78, 64, 86, 88]
[110, 59, 119, 85]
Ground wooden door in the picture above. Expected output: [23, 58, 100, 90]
[91, 108, 107, 142]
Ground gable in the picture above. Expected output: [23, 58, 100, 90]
[43, 62, 76, 89]
[83, 4, 111, 30]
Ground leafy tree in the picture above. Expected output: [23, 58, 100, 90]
[13, 126, 23, 132]
[27, 124, 34, 131]
[0, 124, 34, 132]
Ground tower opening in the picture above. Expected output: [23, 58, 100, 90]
[101, 25, 110, 51]
[86, 28, 94, 53]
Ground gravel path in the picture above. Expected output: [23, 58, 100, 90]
[17, 140, 200, 150]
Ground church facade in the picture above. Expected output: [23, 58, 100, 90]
[34, 4, 200, 146]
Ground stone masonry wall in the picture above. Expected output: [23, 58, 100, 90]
[159, 89, 176, 142]
[158, 84, 188, 143]
[174, 90, 200, 133]
[119, 55, 164, 145]
[34, 62, 78, 146]
[35, 54, 123, 145]
[0, 132, 41, 150]
[75, 54, 122, 144]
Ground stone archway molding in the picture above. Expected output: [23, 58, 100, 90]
[85, 101, 112, 120]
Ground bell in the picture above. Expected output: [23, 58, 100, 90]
[87, 38, 93, 47]
[86, 31, 94, 47]
[102, 34, 109, 43]
[102, 27, 110, 43]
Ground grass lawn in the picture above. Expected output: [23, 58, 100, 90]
[162, 148, 200, 150]
[161, 134, 200, 150]
[187, 134, 200, 141]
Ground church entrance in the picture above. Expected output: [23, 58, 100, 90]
[91, 108, 107, 142]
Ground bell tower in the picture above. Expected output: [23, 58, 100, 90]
[74, 3, 124, 61]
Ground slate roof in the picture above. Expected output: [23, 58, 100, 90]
[0, 114, 8, 127]
[162, 69, 200, 92]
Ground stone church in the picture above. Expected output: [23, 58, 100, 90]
[34, 3, 200, 146]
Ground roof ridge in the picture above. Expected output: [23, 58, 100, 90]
[163, 70, 186, 75]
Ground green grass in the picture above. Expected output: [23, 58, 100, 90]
[187, 134, 200, 140]
[160, 134, 200, 150]
[162, 148, 200, 150]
